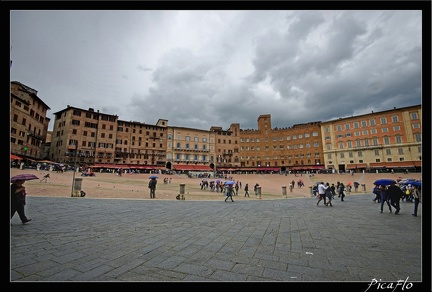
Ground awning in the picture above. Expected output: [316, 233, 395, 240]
[173, 164, 197, 171]
[240, 167, 257, 171]
[369, 163, 386, 168]
[413, 161, 421, 167]
[11, 154, 23, 160]
[356, 163, 367, 168]
[256, 167, 280, 171]
[384, 162, 415, 168]
[37, 160, 61, 165]
[346, 164, 357, 170]
[309, 165, 325, 170]
[129, 165, 157, 169]
[193, 165, 212, 171]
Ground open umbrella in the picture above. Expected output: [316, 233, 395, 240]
[149, 175, 158, 179]
[224, 181, 236, 185]
[373, 179, 397, 186]
[346, 182, 352, 186]
[410, 181, 421, 187]
[11, 173, 39, 183]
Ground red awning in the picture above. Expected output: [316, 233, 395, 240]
[356, 163, 367, 168]
[384, 162, 415, 168]
[257, 167, 280, 171]
[11, 154, 23, 160]
[193, 165, 212, 171]
[369, 163, 386, 168]
[346, 164, 357, 170]
[412, 161, 421, 167]
[309, 165, 325, 170]
[173, 164, 197, 171]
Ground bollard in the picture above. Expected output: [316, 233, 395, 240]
[72, 177, 83, 197]
[257, 186, 262, 199]
[361, 184, 366, 193]
[282, 185, 287, 198]
[179, 183, 186, 200]
[309, 185, 313, 196]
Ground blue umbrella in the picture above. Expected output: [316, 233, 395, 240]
[224, 181, 236, 185]
[149, 175, 158, 179]
[374, 179, 397, 186]
[410, 181, 421, 187]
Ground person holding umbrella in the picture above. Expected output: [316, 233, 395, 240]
[11, 179, 32, 224]
[148, 176, 157, 198]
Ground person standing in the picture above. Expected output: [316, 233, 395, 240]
[148, 178, 157, 198]
[244, 183, 250, 197]
[338, 183, 346, 201]
[317, 182, 328, 206]
[387, 182, 403, 215]
[11, 179, 32, 224]
[412, 185, 421, 217]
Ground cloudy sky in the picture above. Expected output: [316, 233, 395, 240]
[10, 10, 422, 131]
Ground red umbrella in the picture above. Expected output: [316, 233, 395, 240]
[11, 173, 39, 183]
[10, 154, 23, 161]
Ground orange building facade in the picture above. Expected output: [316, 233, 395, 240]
[320, 105, 422, 173]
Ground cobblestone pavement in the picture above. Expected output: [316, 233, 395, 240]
[10, 194, 427, 290]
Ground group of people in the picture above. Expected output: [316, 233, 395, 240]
[315, 181, 347, 206]
[373, 182, 421, 216]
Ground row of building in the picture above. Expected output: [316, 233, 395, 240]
[10, 81, 422, 173]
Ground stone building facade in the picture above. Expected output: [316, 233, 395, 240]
[10, 81, 50, 160]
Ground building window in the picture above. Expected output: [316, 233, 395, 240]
[380, 117, 387, 125]
[392, 115, 399, 122]
[410, 112, 418, 120]
[395, 136, 402, 144]
[383, 136, 390, 145]
[398, 148, 404, 155]
[369, 119, 376, 126]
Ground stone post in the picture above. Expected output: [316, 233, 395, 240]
[72, 177, 83, 197]
[257, 186, 262, 199]
[282, 185, 287, 198]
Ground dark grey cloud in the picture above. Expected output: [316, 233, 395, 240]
[10, 10, 422, 131]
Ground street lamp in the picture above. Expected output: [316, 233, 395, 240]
[71, 143, 78, 197]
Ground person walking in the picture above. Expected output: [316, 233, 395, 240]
[244, 183, 250, 197]
[316, 182, 328, 206]
[387, 182, 403, 215]
[324, 182, 333, 206]
[254, 183, 259, 197]
[412, 185, 421, 217]
[225, 184, 234, 202]
[372, 185, 381, 203]
[148, 177, 157, 198]
[378, 185, 392, 213]
[338, 183, 346, 201]
[11, 179, 32, 224]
